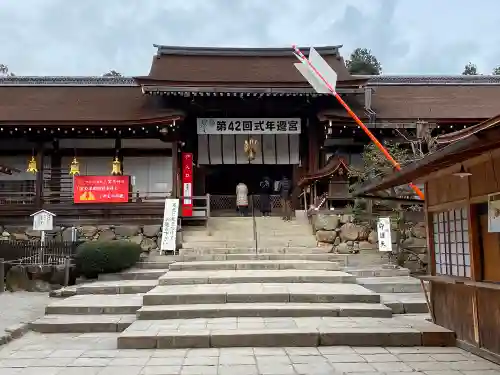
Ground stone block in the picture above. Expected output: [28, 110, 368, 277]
[97, 229, 116, 241]
[319, 327, 422, 346]
[313, 213, 340, 231]
[404, 301, 429, 314]
[117, 332, 158, 349]
[210, 329, 319, 347]
[30, 314, 134, 333]
[337, 304, 393, 318]
[226, 292, 289, 303]
[290, 292, 380, 304]
[143, 292, 227, 306]
[385, 302, 405, 314]
[142, 224, 161, 237]
[237, 262, 278, 270]
[315, 230, 337, 243]
[114, 225, 140, 237]
[157, 331, 211, 348]
[421, 330, 456, 346]
[76, 280, 156, 295]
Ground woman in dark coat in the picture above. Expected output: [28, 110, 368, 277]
[259, 177, 272, 216]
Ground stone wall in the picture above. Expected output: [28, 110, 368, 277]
[0, 224, 181, 255]
[312, 212, 428, 264]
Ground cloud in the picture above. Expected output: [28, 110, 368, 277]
[0, 0, 498, 76]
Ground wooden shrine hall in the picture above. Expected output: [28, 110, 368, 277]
[1, 45, 500, 223]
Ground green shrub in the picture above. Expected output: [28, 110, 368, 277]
[74, 240, 142, 279]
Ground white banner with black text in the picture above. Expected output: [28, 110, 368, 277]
[197, 118, 301, 135]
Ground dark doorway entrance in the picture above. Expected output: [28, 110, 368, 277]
[205, 164, 293, 216]
[205, 164, 293, 195]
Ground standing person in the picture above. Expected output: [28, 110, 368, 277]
[236, 182, 249, 217]
[259, 176, 272, 216]
[279, 176, 293, 221]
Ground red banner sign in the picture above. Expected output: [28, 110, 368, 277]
[73, 176, 130, 204]
[182, 153, 193, 216]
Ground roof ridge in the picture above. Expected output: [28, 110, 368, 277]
[0, 76, 138, 86]
[366, 75, 500, 85]
[153, 45, 342, 57]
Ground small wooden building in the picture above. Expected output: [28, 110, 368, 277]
[297, 156, 351, 209]
[354, 114, 500, 361]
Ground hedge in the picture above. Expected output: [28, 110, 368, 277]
[74, 240, 142, 279]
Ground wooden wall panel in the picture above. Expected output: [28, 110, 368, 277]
[427, 175, 468, 207]
[469, 159, 500, 198]
[431, 282, 475, 344]
[427, 178, 440, 207]
[476, 287, 500, 354]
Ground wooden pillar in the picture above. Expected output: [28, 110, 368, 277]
[291, 164, 299, 209]
[307, 118, 319, 173]
[424, 182, 436, 276]
[114, 138, 123, 174]
[172, 141, 178, 198]
[50, 140, 61, 204]
[34, 143, 45, 208]
[467, 173, 482, 347]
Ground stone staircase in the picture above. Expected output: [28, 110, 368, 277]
[30, 216, 451, 349]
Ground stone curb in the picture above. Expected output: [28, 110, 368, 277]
[0, 322, 29, 346]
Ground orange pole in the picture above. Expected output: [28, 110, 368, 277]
[293, 45, 425, 200]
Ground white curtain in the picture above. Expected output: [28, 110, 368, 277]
[123, 156, 172, 200]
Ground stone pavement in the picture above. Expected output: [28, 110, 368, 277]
[0, 292, 52, 345]
[0, 331, 499, 374]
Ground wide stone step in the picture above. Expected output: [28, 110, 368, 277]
[98, 269, 168, 281]
[185, 233, 314, 241]
[45, 294, 143, 315]
[381, 293, 429, 314]
[178, 253, 347, 264]
[357, 277, 425, 293]
[179, 247, 331, 255]
[30, 314, 135, 333]
[143, 283, 380, 305]
[136, 261, 177, 269]
[183, 240, 317, 248]
[137, 302, 393, 320]
[344, 266, 410, 277]
[117, 316, 455, 349]
[76, 280, 157, 295]
[169, 260, 340, 271]
[158, 270, 355, 285]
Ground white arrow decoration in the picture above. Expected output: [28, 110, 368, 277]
[294, 47, 337, 94]
[294, 63, 329, 94]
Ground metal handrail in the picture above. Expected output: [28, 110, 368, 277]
[252, 196, 258, 254]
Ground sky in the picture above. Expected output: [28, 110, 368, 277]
[1, 0, 499, 76]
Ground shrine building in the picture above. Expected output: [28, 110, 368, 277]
[1, 45, 500, 224]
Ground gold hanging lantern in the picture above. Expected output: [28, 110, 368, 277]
[244, 138, 258, 161]
[111, 157, 122, 175]
[69, 157, 80, 176]
[26, 156, 38, 174]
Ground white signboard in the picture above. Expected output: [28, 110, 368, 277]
[197, 118, 301, 134]
[183, 182, 192, 205]
[488, 193, 500, 232]
[377, 217, 392, 252]
[160, 198, 180, 254]
[31, 209, 55, 232]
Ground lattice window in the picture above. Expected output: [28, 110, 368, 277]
[433, 208, 471, 278]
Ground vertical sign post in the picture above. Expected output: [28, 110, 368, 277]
[377, 217, 393, 253]
[30, 209, 56, 264]
[182, 153, 194, 216]
[160, 198, 180, 255]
